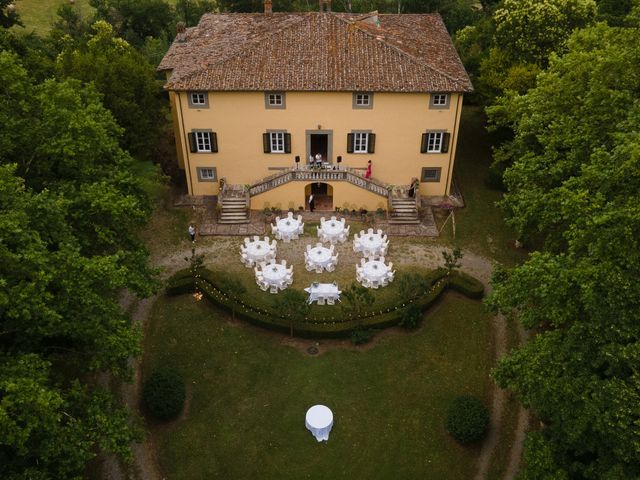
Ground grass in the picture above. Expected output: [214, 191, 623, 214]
[438, 105, 527, 267]
[14, 0, 94, 34]
[144, 292, 495, 480]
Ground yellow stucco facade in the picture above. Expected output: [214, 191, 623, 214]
[171, 90, 464, 210]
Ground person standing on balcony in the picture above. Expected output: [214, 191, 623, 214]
[364, 160, 372, 179]
[308, 193, 315, 212]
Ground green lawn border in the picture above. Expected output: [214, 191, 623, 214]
[165, 267, 484, 338]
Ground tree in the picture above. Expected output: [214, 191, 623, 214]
[279, 289, 310, 336]
[341, 283, 374, 320]
[0, 51, 158, 477]
[175, 0, 216, 26]
[488, 21, 640, 478]
[219, 275, 248, 321]
[493, 0, 596, 64]
[57, 21, 166, 162]
[89, 0, 174, 46]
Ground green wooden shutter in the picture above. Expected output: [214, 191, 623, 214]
[284, 133, 291, 153]
[420, 133, 428, 153]
[211, 132, 218, 153]
[188, 132, 197, 153]
[441, 133, 450, 153]
[347, 133, 354, 153]
[367, 133, 376, 153]
[263, 133, 270, 153]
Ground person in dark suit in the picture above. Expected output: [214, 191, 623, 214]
[308, 193, 315, 212]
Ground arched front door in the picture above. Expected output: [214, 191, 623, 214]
[305, 183, 333, 211]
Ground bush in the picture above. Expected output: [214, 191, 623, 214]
[449, 271, 485, 299]
[166, 276, 195, 296]
[350, 327, 375, 345]
[398, 304, 422, 330]
[446, 395, 489, 444]
[143, 368, 186, 420]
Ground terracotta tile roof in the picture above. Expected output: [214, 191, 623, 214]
[159, 12, 472, 93]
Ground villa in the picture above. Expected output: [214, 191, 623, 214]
[159, 1, 472, 223]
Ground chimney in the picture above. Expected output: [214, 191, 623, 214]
[320, 0, 331, 12]
[264, 0, 272, 13]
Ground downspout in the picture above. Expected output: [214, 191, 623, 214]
[176, 91, 194, 195]
[444, 93, 462, 196]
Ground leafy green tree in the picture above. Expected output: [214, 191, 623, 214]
[279, 289, 310, 336]
[493, 0, 596, 64]
[175, 0, 216, 25]
[57, 21, 166, 162]
[488, 21, 640, 478]
[89, 0, 174, 46]
[0, 354, 139, 480]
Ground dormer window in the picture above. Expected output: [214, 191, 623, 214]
[353, 92, 373, 109]
[265, 92, 286, 109]
[188, 91, 209, 108]
[429, 93, 450, 109]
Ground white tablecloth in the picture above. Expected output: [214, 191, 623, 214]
[260, 263, 288, 285]
[362, 260, 389, 282]
[354, 233, 384, 255]
[319, 219, 345, 239]
[305, 405, 334, 442]
[304, 283, 341, 304]
[245, 240, 274, 263]
[307, 246, 332, 268]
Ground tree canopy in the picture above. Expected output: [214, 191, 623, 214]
[488, 20, 640, 478]
[0, 50, 158, 477]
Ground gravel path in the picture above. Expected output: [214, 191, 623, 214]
[103, 237, 528, 480]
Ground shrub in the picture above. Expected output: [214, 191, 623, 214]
[350, 327, 375, 345]
[449, 271, 484, 299]
[398, 304, 422, 330]
[143, 368, 186, 420]
[376, 207, 385, 216]
[446, 395, 489, 444]
[166, 268, 195, 296]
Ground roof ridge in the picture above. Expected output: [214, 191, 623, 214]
[332, 13, 467, 90]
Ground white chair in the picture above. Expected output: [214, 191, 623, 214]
[326, 263, 335, 272]
[283, 236, 291, 243]
[298, 223, 304, 234]
[371, 280, 380, 289]
[320, 217, 326, 224]
[377, 229, 383, 235]
[241, 253, 249, 265]
[317, 297, 326, 305]
[297, 214, 302, 223]
[269, 286, 278, 294]
[306, 244, 312, 252]
[244, 237, 251, 246]
[360, 258, 366, 266]
[367, 228, 374, 234]
[253, 235, 260, 241]
[280, 259, 287, 267]
[287, 211, 294, 218]
[305, 261, 315, 272]
[387, 262, 393, 271]
[388, 270, 396, 282]
[275, 216, 281, 223]
[259, 281, 269, 291]
[363, 248, 373, 257]
[339, 217, 345, 224]
[316, 225, 322, 237]
[326, 297, 335, 305]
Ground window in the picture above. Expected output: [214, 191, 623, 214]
[262, 131, 291, 153]
[188, 91, 208, 108]
[429, 93, 450, 109]
[421, 167, 442, 182]
[265, 92, 286, 109]
[197, 167, 217, 182]
[188, 130, 218, 153]
[353, 92, 373, 109]
[347, 131, 376, 154]
[270, 132, 285, 152]
[420, 131, 450, 154]
[354, 132, 369, 153]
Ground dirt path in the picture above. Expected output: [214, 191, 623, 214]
[103, 239, 528, 480]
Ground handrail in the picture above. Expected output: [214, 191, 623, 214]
[248, 166, 390, 198]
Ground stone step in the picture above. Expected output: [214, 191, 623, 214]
[222, 207, 247, 212]
[389, 218, 421, 224]
[218, 219, 251, 224]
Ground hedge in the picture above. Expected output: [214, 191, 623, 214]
[164, 267, 481, 337]
[448, 270, 484, 299]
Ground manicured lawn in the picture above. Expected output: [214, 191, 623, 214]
[144, 292, 494, 480]
[14, 0, 94, 33]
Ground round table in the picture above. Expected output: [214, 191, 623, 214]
[260, 263, 288, 285]
[320, 220, 344, 238]
[357, 233, 384, 252]
[245, 240, 273, 262]
[276, 218, 300, 236]
[305, 405, 334, 442]
[362, 260, 389, 282]
[308, 246, 332, 268]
